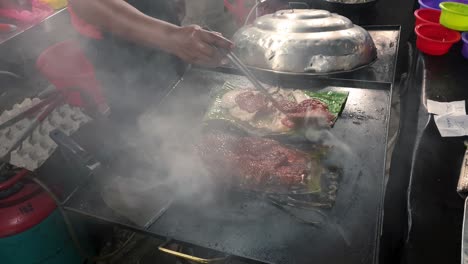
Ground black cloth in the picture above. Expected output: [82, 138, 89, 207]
[78, 0, 185, 122]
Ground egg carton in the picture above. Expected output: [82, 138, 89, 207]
[0, 98, 92, 171]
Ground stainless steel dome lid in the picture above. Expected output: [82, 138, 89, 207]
[232, 9, 377, 74]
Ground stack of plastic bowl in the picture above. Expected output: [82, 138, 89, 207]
[414, 1, 467, 58]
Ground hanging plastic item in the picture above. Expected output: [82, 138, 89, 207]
[36, 40, 108, 113]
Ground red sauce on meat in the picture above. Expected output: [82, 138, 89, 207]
[197, 132, 309, 188]
[234, 92, 336, 128]
[279, 99, 336, 128]
[235, 91, 268, 113]
[277, 100, 298, 112]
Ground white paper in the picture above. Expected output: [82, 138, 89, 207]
[427, 99, 466, 116]
[434, 115, 468, 137]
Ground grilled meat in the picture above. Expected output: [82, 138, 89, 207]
[280, 99, 336, 128]
[197, 131, 310, 189]
[220, 88, 336, 132]
[235, 91, 269, 113]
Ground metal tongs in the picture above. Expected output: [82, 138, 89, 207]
[203, 26, 288, 116]
[220, 49, 331, 130]
[207, 27, 329, 129]
[221, 50, 288, 116]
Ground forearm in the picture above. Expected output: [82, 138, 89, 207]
[69, 0, 178, 52]
[70, 0, 232, 66]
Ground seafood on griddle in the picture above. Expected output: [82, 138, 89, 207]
[204, 83, 349, 137]
[196, 130, 328, 194]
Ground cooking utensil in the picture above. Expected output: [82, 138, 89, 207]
[439, 2, 468, 31]
[222, 50, 289, 116]
[415, 23, 461, 55]
[219, 54, 339, 130]
[203, 25, 288, 116]
[457, 141, 468, 264]
[232, 9, 377, 74]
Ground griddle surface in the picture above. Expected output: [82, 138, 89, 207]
[64, 69, 391, 264]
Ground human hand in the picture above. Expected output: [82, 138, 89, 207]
[166, 25, 233, 67]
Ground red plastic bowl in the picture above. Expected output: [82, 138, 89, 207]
[414, 8, 442, 26]
[415, 23, 461, 55]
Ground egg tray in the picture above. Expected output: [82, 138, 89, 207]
[0, 98, 92, 171]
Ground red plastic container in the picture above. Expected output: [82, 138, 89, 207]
[36, 40, 107, 110]
[414, 8, 441, 26]
[415, 23, 461, 55]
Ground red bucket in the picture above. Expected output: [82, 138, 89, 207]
[36, 40, 107, 109]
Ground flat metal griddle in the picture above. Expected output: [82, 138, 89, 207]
[62, 68, 392, 264]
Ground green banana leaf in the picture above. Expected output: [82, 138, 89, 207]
[204, 82, 349, 137]
[303, 90, 349, 120]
